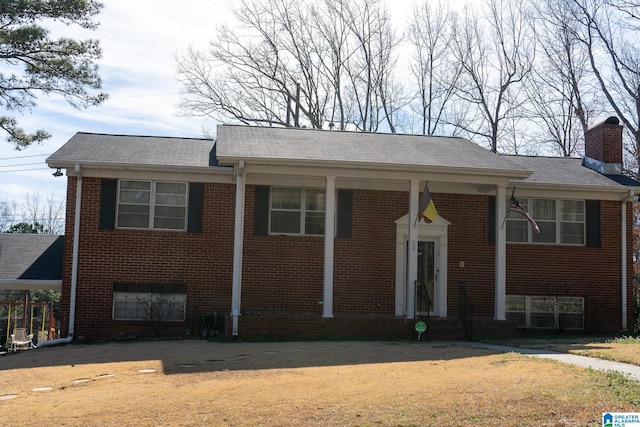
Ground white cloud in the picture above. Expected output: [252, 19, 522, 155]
[0, 0, 477, 208]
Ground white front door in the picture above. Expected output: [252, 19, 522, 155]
[395, 214, 449, 318]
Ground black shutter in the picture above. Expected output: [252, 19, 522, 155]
[254, 186, 270, 235]
[488, 196, 496, 246]
[187, 183, 204, 233]
[99, 179, 117, 230]
[585, 200, 601, 247]
[337, 189, 353, 239]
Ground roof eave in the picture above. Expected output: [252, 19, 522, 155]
[218, 156, 532, 179]
[46, 160, 233, 175]
[0, 279, 62, 291]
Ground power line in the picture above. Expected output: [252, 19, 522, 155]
[0, 161, 45, 168]
[0, 167, 52, 174]
[0, 153, 49, 161]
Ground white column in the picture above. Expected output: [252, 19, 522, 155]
[494, 185, 507, 320]
[407, 179, 420, 319]
[231, 163, 246, 337]
[323, 176, 336, 318]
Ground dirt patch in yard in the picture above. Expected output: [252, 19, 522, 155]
[1, 340, 638, 426]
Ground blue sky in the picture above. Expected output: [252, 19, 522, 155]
[0, 0, 464, 216]
[0, 0, 234, 207]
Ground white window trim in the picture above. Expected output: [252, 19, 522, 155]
[116, 180, 188, 231]
[506, 295, 584, 329]
[269, 186, 326, 236]
[506, 198, 585, 245]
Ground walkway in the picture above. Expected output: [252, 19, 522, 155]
[450, 341, 640, 381]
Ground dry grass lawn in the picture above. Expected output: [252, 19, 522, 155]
[1, 339, 639, 426]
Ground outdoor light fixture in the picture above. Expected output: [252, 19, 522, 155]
[52, 168, 63, 177]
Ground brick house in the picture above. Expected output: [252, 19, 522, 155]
[46, 117, 639, 341]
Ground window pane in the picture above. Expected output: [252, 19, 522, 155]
[271, 211, 301, 234]
[305, 212, 325, 234]
[531, 199, 555, 220]
[531, 297, 555, 312]
[154, 206, 186, 230]
[271, 188, 301, 209]
[121, 181, 151, 191]
[156, 182, 187, 206]
[306, 189, 326, 211]
[506, 312, 526, 327]
[532, 221, 556, 243]
[530, 313, 556, 328]
[560, 222, 584, 244]
[118, 204, 150, 228]
[561, 200, 584, 222]
[558, 297, 583, 313]
[120, 181, 151, 204]
[156, 182, 186, 195]
[506, 220, 528, 242]
[559, 314, 583, 329]
[506, 199, 527, 219]
[113, 292, 148, 320]
[506, 296, 526, 311]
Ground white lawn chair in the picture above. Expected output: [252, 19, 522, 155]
[9, 328, 36, 351]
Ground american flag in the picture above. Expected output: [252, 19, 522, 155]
[508, 197, 541, 233]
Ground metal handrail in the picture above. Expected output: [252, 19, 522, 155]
[458, 281, 473, 339]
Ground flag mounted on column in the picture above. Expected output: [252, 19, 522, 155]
[418, 181, 437, 223]
[508, 195, 540, 233]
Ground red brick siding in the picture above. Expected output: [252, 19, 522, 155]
[60, 179, 633, 339]
[60, 177, 236, 338]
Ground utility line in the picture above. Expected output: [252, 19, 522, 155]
[0, 153, 49, 161]
[0, 162, 45, 168]
[0, 167, 52, 173]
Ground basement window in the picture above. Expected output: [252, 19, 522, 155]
[113, 284, 186, 321]
[506, 295, 584, 329]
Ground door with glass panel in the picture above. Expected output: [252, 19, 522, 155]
[416, 240, 436, 315]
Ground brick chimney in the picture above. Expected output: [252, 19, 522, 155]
[583, 116, 623, 174]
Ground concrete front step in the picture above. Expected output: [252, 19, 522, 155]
[419, 318, 467, 340]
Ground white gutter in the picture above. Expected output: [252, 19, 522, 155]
[39, 164, 82, 347]
[621, 189, 636, 331]
[231, 161, 246, 337]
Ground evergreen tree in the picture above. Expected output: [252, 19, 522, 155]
[0, 0, 107, 149]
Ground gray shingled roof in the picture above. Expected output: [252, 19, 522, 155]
[0, 234, 63, 280]
[504, 155, 640, 188]
[216, 125, 528, 174]
[47, 133, 217, 169]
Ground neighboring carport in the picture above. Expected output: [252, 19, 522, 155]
[0, 234, 63, 341]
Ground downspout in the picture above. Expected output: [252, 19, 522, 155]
[39, 164, 82, 347]
[231, 160, 246, 338]
[621, 189, 636, 331]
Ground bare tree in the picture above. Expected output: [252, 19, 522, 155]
[176, 0, 326, 129]
[568, 0, 640, 176]
[2, 193, 65, 234]
[525, 0, 604, 157]
[175, 0, 400, 132]
[0, 198, 15, 232]
[335, 0, 402, 132]
[407, 0, 461, 135]
[451, 0, 536, 153]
